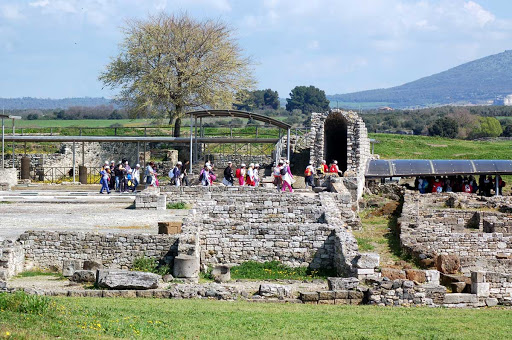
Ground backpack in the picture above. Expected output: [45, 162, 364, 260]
[304, 168, 312, 176]
[169, 167, 176, 179]
[280, 167, 286, 176]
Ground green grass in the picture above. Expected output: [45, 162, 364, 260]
[370, 133, 512, 159]
[4, 119, 152, 128]
[230, 261, 333, 281]
[0, 297, 511, 339]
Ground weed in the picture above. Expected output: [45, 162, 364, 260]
[355, 237, 375, 251]
[230, 260, 334, 280]
[166, 202, 188, 209]
[131, 256, 170, 276]
[0, 291, 56, 315]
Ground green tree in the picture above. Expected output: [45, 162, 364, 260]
[428, 117, 459, 138]
[285, 85, 330, 114]
[233, 88, 279, 110]
[99, 12, 254, 137]
[470, 117, 503, 138]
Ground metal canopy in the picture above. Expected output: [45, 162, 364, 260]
[366, 159, 512, 178]
[188, 109, 291, 129]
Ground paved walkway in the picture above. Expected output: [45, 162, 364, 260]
[0, 191, 188, 240]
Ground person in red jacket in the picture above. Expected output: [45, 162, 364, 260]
[329, 160, 341, 176]
[322, 160, 328, 173]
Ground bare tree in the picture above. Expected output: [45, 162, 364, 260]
[99, 12, 254, 136]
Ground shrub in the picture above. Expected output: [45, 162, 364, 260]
[0, 291, 55, 315]
[131, 256, 170, 276]
[166, 202, 187, 209]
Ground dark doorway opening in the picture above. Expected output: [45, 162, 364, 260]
[324, 113, 348, 172]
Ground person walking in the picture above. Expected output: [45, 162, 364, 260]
[132, 164, 140, 192]
[281, 160, 293, 193]
[182, 161, 190, 186]
[246, 163, 255, 186]
[171, 161, 182, 186]
[99, 163, 110, 194]
[108, 160, 115, 190]
[145, 162, 155, 188]
[329, 160, 342, 176]
[223, 161, 234, 186]
[253, 164, 260, 187]
[273, 160, 283, 191]
[236, 164, 246, 186]
[304, 162, 315, 188]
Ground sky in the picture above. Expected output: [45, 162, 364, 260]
[1, 0, 512, 99]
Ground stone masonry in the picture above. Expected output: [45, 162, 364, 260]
[308, 109, 371, 200]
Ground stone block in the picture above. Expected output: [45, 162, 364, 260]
[405, 269, 426, 283]
[471, 282, 490, 297]
[451, 282, 467, 293]
[158, 222, 182, 235]
[435, 254, 460, 274]
[136, 290, 155, 298]
[318, 299, 335, 305]
[425, 270, 440, 285]
[71, 270, 96, 283]
[327, 277, 359, 290]
[471, 271, 485, 283]
[380, 268, 406, 280]
[62, 260, 82, 277]
[355, 253, 380, 269]
[357, 268, 375, 275]
[211, 265, 230, 283]
[96, 270, 160, 290]
[83, 260, 103, 271]
[318, 291, 336, 300]
[334, 290, 348, 299]
[485, 298, 498, 307]
[443, 293, 477, 304]
[259, 284, 292, 298]
[334, 299, 350, 305]
[300, 292, 319, 302]
[118, 290, 137, 298]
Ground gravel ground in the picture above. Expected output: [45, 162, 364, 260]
[0, 202, 188, 240]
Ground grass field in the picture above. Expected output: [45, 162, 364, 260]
[3, 119, 154, 128]
[1, 296, 511, 339]
[370, 133, 512, 159]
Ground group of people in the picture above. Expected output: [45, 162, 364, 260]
[99, 159, 141, 194]
[415, 175, 506, 196]
[302, 159, 343, 188]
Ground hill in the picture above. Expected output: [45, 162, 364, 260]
[0, 97, 112, 110]
[328, 50, 512, 109]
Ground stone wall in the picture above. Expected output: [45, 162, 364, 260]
[399, 191, 512, 274]
[20, 231, 183, 270]
[161, 186, 360, 272]
[201, 154, 272, 169]
[484, 271, 512, 303]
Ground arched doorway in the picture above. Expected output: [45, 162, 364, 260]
[324, 112, 348, 172]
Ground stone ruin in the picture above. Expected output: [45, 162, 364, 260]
[1, 109, 511, 307]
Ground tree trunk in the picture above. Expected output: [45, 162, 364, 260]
[173, 104, 183, 137]
[174, 117, 182, 137]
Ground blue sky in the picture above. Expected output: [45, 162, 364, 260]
[0, 0, 511, 99]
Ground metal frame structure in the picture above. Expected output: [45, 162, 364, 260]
[187, 110, 291, 174]
[0, 114, 21, 169]
[2, 109, 291, 181]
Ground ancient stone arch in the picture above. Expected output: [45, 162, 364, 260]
[309, 109, 370, 200]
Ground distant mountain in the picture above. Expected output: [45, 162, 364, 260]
[328, 50, 512, 109]
[0, 97, 113, 110]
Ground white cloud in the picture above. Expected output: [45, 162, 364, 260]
[464, 1, 494, 27]
[29, 0, 50, 8]
[0, 4, 24, 20]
